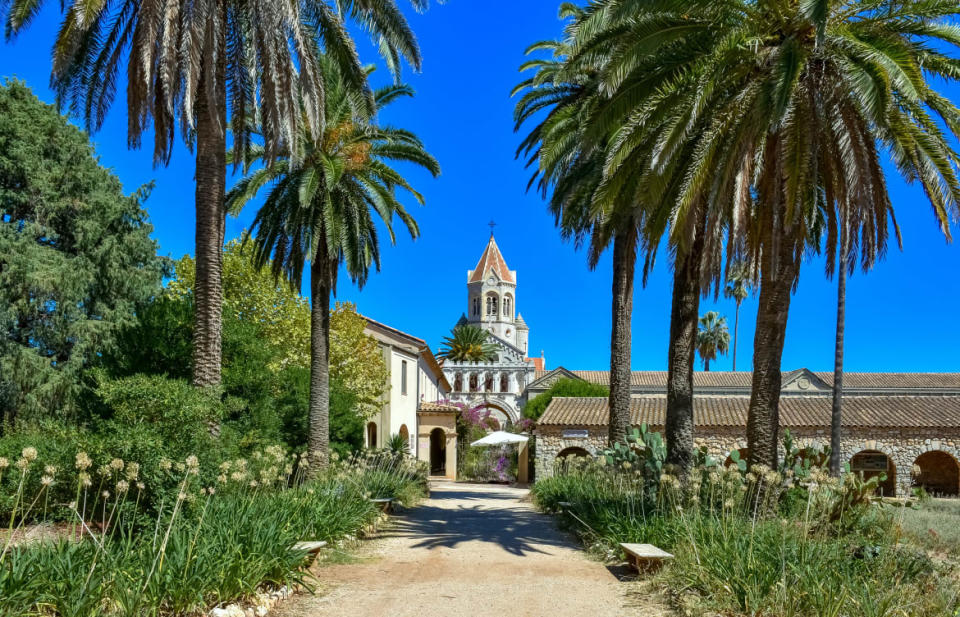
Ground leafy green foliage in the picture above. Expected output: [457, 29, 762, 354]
[601, 424, 665, 481]
[533, 451, 956, 617]
[0, 81, 166, 426]
[168, 241, 311, 372]
[522, 378, 608, 420]
[0, 449, 428, 617]
[437, 325, 499, 363]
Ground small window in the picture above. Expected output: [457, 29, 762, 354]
[472, 297, 480, 316]
[454, 374, 463, 392]
[500, 373, 509, 393]
[401, 360, 408, 396]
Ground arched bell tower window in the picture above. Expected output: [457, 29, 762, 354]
[453, 373, 463, 392]
[500, 373, 509, 393]
[469, 373, 479, 392]
[486, 294, 499, 317]
[503, 294, 512, 317]
[472, 297, 480, 317]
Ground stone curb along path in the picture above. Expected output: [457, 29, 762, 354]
[267, 480, 667, 617]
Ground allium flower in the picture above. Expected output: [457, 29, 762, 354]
[177, 491, 188, 501]
[40, 475, 53, 486]
[0, 457, 9, 469]
[21, 447, 38, 461]
[230, 471, 246, 482]
[80, 473, 92, 487]
[136, 482, 145, 490]
[205, 487, 216, 496]
[16, 458, 29, 471]
[75, 452, 92, 470]
[217, 474, 227, 484]
[110, 458, 124, 471]
[219, 461, 231, 472]
[249, 480, 259, 488]
[116, 480, 129, 493]
[125, 462, 140, 481]
[44, 465, 57, 475]
[97, 465, 111, 477]
[68, 501, 77, 510]
[185, 455, 199, 469]
[159, 458, 173, 471]
[102, 490, 111, 499]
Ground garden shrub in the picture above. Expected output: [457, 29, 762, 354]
[522, 378, 608, 420]
[0, 445, 428, 617]
[534, 433, 960, 617]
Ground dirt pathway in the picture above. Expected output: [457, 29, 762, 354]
[275, 481, 672, 617]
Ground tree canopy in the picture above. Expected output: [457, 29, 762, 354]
[0, 80, 166, 426]
[523, 378, 609, 421]
[168, 241, 311, 372]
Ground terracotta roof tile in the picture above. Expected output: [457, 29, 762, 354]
[419, 401, 460, 414]
[526, 357, 545, 371]
[469, 235, 515, 284]
[534, 370, 960, 391]
[538, 396, 960, 429]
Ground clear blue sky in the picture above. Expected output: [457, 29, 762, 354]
[3, 3, 958, 373]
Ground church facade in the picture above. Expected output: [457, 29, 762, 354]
[441, 234, 543, 425]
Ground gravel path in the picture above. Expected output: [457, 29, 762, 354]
[275, 480, 672, 617]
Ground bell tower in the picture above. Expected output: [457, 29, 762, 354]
[466, 232, 525, 351]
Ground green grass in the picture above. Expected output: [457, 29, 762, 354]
[900, 498, 960, 557]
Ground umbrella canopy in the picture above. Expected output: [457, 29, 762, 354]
[470, 431, 529, 447]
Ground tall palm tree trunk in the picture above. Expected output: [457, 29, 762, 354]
[608, 225, 638, 444]
[829, 218, 849, 476]
[191, 16, 227, 388]
[665, 210, 705, 476]
[747, 221, 800, 470]
[732, 301, 741, 371]
[309, 249, 333, 468]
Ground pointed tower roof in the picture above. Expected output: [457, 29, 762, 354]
[468, 235, 515, 284]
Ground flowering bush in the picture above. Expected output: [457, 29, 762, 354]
[534, 437, 958, 617]
[0, 444, 428, 616]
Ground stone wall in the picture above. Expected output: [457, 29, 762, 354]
[534, 425, 960, 496]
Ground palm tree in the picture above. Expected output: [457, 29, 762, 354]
[437, 325, 498, 363]
[829, 204, 851, 476]
[571, 0, 960, 468]
[696, 312, 730, 372]
[226, 58, 439, 464]
[513, 15, 644, 446]
[3, 0, 427, 388]
[724, 264, 751, 371]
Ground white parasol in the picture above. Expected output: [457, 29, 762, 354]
[470, 431, 529, 447]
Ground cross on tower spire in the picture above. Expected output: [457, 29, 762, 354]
[488, 220, 496, 236]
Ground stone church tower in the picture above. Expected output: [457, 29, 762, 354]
[442, 233, 541, 424]
[465, 234, 529, 354]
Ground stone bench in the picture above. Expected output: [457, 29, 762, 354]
[292, 540, 328, 554]
[370, 497, 393, 513]
[620, 543, 673, 573]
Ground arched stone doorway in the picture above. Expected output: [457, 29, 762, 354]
[913, 450, 960, 496]
[850, 450, 896, 496]
[430, 428, 447, 476]
[557, 447, 591, 460]
[366, 422, 377, 449]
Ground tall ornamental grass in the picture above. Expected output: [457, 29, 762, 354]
[534, 454, 958, 617]
[0, 445, 428, 616]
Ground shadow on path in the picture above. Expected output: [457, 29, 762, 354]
[381, 482, 572, 556]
